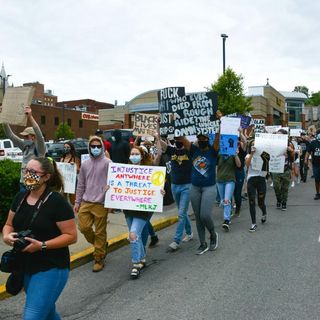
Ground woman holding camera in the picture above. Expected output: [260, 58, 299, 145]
[2, 157, 77, 320]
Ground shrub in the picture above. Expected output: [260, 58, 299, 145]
[0, 160, 21, 230]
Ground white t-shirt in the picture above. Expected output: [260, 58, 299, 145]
[245, 154, 267, 181]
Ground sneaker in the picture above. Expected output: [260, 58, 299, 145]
[291, 181, 295, 188]
[249, 224, 257, 232]
[92, 260, 105, 272]
[149, 235, 159, 247]
[168, 241, 180, 251]
[270, 182, 274, 187]
[222, 220, 230, 232]
[196, 242, 209, 255]
[297, 177, 301, 184]
[209, 232, 219, 251]
[281, 202, 287, 211]
[130, 264, 141, 280]
[261, 214, 267, 224]
[182, 233, 193, 242]
[276, 202, 281, 209]
[314, 193, 320, 200]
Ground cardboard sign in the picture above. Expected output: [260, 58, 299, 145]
[133, 113, 159, 136]
[253, 119, 265, 133]
[56, 162, 77, 194]
[0, 86, 34, 125]
[104, 163, 166, 212]
[158, 87, 218, 137]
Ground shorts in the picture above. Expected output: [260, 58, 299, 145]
[312, 165, 320, 182]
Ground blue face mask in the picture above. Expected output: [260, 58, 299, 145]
[129, 155, 141, 164]
[90, 146, 102, 157]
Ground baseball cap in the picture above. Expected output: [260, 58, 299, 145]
[20, 127, 35, 136]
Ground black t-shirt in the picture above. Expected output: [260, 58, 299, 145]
[11, 191, 75, 274]
[165, 146, 192, 185]
[299, 140, 310, 158]
[236, 147, 247, 171]
[307, 139, 320, 165]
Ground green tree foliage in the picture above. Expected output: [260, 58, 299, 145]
[0, 159, 20, 228]
[210, 67, 252, 115]
[54, 122, 75, 140]
[294, 86, 309, 97]
[306, 91, 320, 106]
[0, 125, 6, 139]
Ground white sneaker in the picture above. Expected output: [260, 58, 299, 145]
[291, 181, 295, 188]
[168, 241, 180, 251]
[182, 233, 193, 242]
[270, 182, 273, 187]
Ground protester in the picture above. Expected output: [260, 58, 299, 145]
[2, 157, 77, 319]
[60, 141, 81, 205]
[110, 129, 131, 163]
[2, 106, 47, 191]
[245, 141, 268, 231]
[74, 136, 111, 272]
[160, 136, 193, 251]
[290, 137, 301, 187]
[179, 131, 219, 255]
[305, 128, 320, 199]
[216, 151, 241, 231]
[298, 132, 310, 182]
[272, 129, 295, 211]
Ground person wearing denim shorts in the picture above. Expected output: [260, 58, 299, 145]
[2, 157, 77, 320]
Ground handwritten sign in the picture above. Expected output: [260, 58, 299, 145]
[254, 133, 288, 156]
[253, 119, 265, 133]
[133, 113, 159, 136]
[158, 87, 218, 137]
[0, 86, 34, 125]
[104, 163, 166, 212]
[56, 162, 77, 194]
[269, 155, 285, 173]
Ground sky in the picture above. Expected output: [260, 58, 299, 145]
[0, 0, 319, 105]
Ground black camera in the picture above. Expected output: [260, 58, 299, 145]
[13, 230, 34, 252]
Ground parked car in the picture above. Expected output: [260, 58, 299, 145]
[103, 129, 134, 142]
[0, 139, 23, 162]
[46, 138, 89, 161]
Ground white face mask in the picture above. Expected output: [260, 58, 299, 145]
[129, 154, 141, 164]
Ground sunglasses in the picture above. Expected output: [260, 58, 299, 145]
[23, 168, 45, 176]
[90, 145, 102, 149]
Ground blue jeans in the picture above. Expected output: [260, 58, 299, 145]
[234, 169, 245, 210]
[217, 181, 235, 221]
[171, 183, 192, 244]
[141, 215, 154, 247]
[23, 268, 69, 320]
[126, 216, 147, 263]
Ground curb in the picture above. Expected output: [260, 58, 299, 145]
[0, 216, 178, 301]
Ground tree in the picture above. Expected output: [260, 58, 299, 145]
[0, 125, 6, 139]
[54, 122, 75, 140]
[305, 91, 320, 106]
[210, 67, 252, 115]
[294, 86, 309, 97]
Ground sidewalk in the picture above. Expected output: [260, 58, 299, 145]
[0, 203, 180, 297]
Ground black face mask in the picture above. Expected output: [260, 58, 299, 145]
[175, 141, 184, 149]
[198, 140, 209, 149]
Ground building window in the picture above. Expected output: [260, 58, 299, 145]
[67, 118, 72, 126]
[41, 115, 46, 125]
[54, 117, 59, 126]
[79, 120, 83, 128]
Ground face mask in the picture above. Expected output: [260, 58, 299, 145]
[90, 147, 102, 157]
[23, 170, 42, 191]
[24, 140, 33, 146]
[129, 155, 141, 164]
[198, 140, 209, 149]
[63, 148, 71, 154]
[175, 141, 184, 149]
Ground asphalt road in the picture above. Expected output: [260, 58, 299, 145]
[1, 179, 319, 320]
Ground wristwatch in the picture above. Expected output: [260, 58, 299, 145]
[41, 241, 47, 251]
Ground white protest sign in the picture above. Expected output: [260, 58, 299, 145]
[104, 163, 166, 212]
[254, 133, 288, 156]
[265, 125, 281, 133]
[220, 117, 241, 136]
[253, 119, 265, 133]
[0, 86, 34, 125]
[269, 155, 285, 173]
[290, 129, 302, 137]
[56, 162, 77, 194]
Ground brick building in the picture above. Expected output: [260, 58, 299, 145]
[23, 82, 57, 107]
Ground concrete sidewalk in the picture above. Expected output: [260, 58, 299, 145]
[0, 203, 180, 299]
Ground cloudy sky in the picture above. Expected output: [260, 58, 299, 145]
[1, 0, 319, 105]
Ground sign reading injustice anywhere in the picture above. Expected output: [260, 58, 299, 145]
[158, 87, 218, 137]
[104, 163, 166, 212]
[133, 113, 159, 136]
[0, 86, 34, 126]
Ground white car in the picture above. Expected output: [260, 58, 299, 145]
[0, 139, 23, 162]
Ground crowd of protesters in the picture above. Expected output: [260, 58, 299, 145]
[2, 105, 320, 319]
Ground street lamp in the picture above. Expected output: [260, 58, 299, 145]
[0, 74, 11, 96]
[221, 34, 228, 74]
